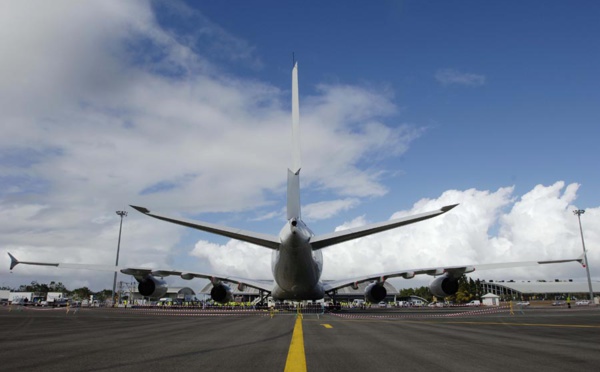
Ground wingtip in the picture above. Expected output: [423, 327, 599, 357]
[130, 205, 150, 214]
[8, 252, 19, 270]
[441, 204, 459, 212]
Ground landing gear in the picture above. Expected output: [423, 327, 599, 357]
[258, 290, 269, 308]
[326, 290, 341, 312]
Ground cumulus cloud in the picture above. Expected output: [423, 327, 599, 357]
[2, 2, 596, 295]
[0, 1, 417, 290]
[435, 68, 486, 86]
[190, 240, 271, 280]
[303, 198, 360, 221]
[195, 182, 598, 288]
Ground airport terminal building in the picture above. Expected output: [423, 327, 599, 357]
[479, 279, 600, 301]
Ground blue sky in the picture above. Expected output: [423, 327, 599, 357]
[1, 1, 598, 292]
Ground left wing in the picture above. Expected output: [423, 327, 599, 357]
[322, 255, 585, 293]
[7, 252, 273, 293]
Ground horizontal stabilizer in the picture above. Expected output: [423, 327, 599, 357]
[130, 205, 280, 249]
[311, 204, 459, 250]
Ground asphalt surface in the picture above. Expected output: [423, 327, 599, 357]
[1, 306, 599, 371]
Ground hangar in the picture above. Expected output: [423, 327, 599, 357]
[480, 279, 599, 301]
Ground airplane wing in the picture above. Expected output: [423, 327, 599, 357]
[130, 205, 280, 250]
[7, 252, 273, 293]
[310, 204, 459, 250]
[322, 255, 585, 293]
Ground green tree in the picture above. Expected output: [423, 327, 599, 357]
[95, 289, 112, 301]
[48, 281, 68, 293]
[18, 281, 49, 293]
[71, 287, 94, 300]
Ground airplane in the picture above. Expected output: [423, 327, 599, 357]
[8, 63, 584, 304]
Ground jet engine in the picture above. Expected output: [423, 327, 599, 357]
[211, 283, 234, 303]
[364, 282, 387, 303]
[429, 273, 459, 297]
[137, 275, 168, 298]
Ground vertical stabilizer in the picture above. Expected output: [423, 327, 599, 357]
[287, 169, 301, 220]
[287, 62, 301, 220]
[291, 62, 301, 173]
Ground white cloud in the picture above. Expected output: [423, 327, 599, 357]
[195, 182, 598, 288]
[190, 240, 271, 280]
[435, 68, 486, 86]
[0, 1, 416, 290]
[303, 198, 360, 221]
[2, 3, 596, 295]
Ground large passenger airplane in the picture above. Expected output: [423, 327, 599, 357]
[8, 63, 583, 303]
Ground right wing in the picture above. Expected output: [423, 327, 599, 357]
[322, 255, 585, 293]
[130, 205, 280, 249]
[310, 204, 459, 250]
[8, 252, 273, 293]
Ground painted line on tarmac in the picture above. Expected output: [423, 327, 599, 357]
[320, 318, 600, 329]
[432, 321, 600, 329]
[329, 306, 510, 320]
[320, 323, 333, 329]
[284, 317, 307, 372]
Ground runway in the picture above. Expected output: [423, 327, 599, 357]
[1, 306, 598, 371]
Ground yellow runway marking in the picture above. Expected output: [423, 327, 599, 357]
[284, 317, 307, 372]
[320, 323, 333, 329]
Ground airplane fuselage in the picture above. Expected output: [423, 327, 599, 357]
[271, 219, 324, 300]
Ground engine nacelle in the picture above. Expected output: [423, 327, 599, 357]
[364, 282, 387, 303]
[211, 283, 234, 303]
[137, 275, 168, 298]
[429, 274, 459, 297]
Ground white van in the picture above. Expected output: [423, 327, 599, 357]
[466, 300, 481, 306]
[352, 299, 365, 307]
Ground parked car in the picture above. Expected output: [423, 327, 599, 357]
[516, 301, 530, 306]
[377, 301, 388, 308]
[576, 300, 590, 306]
[466, 300, 481, 306]
[552, 301, 565, 306]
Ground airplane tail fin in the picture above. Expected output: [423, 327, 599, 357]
[287, 62, 301, 220]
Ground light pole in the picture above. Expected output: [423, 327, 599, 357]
[573, 209, 594, 301]
[112, 210, 127, 305]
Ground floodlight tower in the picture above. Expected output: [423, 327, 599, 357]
[112, 210, 128, 305]
[573, 209, 594, 301]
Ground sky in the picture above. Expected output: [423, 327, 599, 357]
[1, 0, 599, 294]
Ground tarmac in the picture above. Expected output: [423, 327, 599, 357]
[1, 305, 599, 371]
